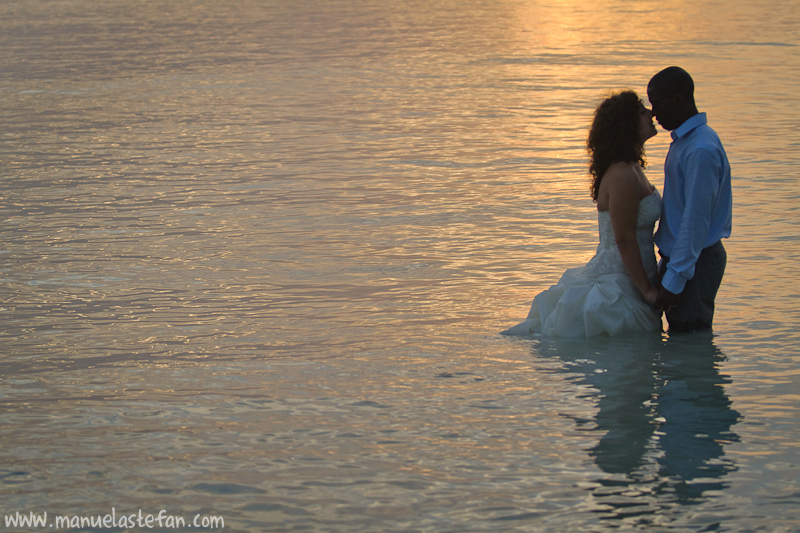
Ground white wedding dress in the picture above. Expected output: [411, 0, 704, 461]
[502, 191, 663, 337]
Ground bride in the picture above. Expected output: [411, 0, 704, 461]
[503, 90, 662, 337]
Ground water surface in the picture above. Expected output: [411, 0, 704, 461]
[1, 0, 799, 531]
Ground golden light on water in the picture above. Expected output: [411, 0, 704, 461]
[1, 0, 799, 529]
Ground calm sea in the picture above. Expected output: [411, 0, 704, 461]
[2, 0, 799, 531]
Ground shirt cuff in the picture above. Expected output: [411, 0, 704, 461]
[661, 269, 687, 294]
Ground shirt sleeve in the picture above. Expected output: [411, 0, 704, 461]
[661, 147, 723, 293]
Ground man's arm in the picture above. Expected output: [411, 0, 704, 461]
[660, 147, 724, 294]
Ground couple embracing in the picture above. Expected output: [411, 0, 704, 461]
[503, 67, 732, 337]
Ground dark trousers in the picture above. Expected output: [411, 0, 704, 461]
[659, 240, 727, 332]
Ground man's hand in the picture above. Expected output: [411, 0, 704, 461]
[655, 286, 681, 313]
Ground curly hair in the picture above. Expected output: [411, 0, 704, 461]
[587, 90, 647, 202]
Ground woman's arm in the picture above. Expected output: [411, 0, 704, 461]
[605, 165, 658, 303]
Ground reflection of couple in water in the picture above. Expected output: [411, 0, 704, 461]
[503, 67, 732, 337]
[538, 332, 741, 520]
[500, 67, 740, 521]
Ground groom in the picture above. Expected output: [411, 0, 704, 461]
[647, 67, 732, 332]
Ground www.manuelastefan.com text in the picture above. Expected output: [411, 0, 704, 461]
[4, 509, 224, 529]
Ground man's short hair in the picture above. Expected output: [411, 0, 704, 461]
[649, 66, 695, 99]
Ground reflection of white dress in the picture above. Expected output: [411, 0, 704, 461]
[503, 191, 662, 337]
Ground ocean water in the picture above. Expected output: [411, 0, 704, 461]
[1, 0, 799, 531]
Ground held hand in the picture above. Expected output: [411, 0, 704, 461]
[655, 286, 681, 313]
[643, 286, 658, 304]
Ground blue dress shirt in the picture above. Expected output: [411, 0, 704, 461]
[655, 113, 732, 294]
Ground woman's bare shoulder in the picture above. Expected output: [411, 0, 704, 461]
[602, 162, 638, 183]
[597, 162, 640, 211]
[598, 162, 638, 197]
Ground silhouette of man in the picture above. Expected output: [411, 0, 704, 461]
[647, 67, 732, 332]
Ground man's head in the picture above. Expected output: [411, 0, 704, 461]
[647, 66, 698, 131]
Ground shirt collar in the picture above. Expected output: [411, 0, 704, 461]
[671, 112, 707, 141]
